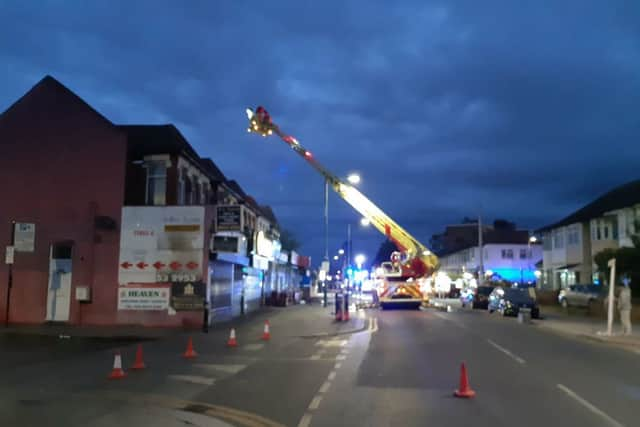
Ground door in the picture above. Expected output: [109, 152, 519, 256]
[45, 243, 73, 322]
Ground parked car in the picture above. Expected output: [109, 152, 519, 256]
[460, 286, 495, 309]
[488, 286, 540, 318]
[557, 284, 604, 308]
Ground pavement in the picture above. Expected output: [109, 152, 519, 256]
[1, 300, 639, 427]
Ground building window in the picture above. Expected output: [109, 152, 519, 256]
[596, 226, 601, 240]
[567, 227, 580, 245]
[519, 249, 527, 259]
[604, 226, 608, 239]
[183, 176, 193, 205]
[177, 168, 186, 205]
[146, 162, 167, 205]
[553, 230, 564, 248]
[194, 181, 201, 205]
[501, 249, 513, 259]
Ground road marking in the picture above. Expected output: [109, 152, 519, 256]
[319, 380, 331, 393]
[243, 343, 265, 351]
[557, 384, 626, 427]
[308, 395, 323, 410]
[168, 375, 215, 386]
[340, 348, 349, 355]
[328, 371, 336, 381]
[315, 339, 347, 347]
[193, 364, 246, 375]
[334, 362, 342, 369]
[487, 339, 526, 364]
[372, 317, 378, 332]
[297, 413, 313, 427]
[335, 354, 346, 360]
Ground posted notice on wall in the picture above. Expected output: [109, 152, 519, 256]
[117, 284, 170, 311]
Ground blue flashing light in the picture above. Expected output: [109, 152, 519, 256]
[489, 267, 537, 283]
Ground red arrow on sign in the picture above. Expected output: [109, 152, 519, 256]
[152, 261, 166, 270]
[186, 261, 199, 270]
[120, 261, 133, 269]
[169, 261, 182, 271]
[136, 262, 148, 269]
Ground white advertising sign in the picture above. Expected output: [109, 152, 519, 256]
[5, 246, 15, 265]
[118, 285, 170, 310]
[118, 207, 205, 285]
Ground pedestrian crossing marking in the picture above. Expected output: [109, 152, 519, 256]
[193, 364, 247, 375]
[168, 375, 215, 386]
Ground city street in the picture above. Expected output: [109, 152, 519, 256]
[1, 303, 638, 427]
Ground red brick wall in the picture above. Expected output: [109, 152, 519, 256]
[0, 79, 127, 325]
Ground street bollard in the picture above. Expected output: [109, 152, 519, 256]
[518, 308, 531, 324]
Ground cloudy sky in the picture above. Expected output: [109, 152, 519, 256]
[1, 1, 639, 265]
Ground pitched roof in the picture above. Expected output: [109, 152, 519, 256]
[537, 179, 640, 233]
[199, 158, 226, 182]
[259, 205, 278, 225]
[0, 75, 114, 127]
[225, 180, 247, 199]
[118, 124, 200, 160]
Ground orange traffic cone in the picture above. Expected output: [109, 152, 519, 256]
[131, 344, 146, 370]
[453, 362, 476, 398]
[227, 328, 238, 347]
[183, 336, 198, 359]
[261, 320, 271, 341]
[108, 351, 127, 379]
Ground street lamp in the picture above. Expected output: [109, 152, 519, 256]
[355, 254, 366, 268]
[333, 255, 339, 260]
[360, 217, 370, 227]
[338, 249, 345, 255]
[347, 173, 361, 185]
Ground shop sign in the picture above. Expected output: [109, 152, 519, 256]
[216, 205, 242, 231]
[118, 284, 170, 310]
[255, 231, 274, 259]
[171, 281, 205, 311]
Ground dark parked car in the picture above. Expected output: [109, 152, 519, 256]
[488, 287, 540, 318]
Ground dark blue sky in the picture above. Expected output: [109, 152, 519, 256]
[1, 1, 639, 265]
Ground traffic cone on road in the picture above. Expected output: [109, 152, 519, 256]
[108, 351, 127, 379]
[227, 328, 238, 347]
[453, 362, 476, 398]
[261, 321, 271, 341]
[183, 336, 198, 359]
[131, 344, 146, 370]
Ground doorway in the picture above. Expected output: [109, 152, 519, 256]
[45, 242, 73, 322]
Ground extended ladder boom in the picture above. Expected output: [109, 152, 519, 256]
[246, 107, 438, 275]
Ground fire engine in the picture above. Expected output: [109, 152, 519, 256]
[246, 107, 439, 309]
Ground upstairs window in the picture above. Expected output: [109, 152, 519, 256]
[146, 162, 167, 206]
[501, 249, 514, 259]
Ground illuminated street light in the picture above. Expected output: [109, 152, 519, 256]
[360, 217, 370, 227]
[333, 255, 339, 260]
[338, 249, 345, 255]
[355, 254, 366, 267]
[347, 173, 361, 185]
[529, 236, 538, 243]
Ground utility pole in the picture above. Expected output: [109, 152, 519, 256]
[323, 179, 329, 307]
[478, 214, 484, 286]
[347, 223, 351, 283]
[5, 221, 15, 326]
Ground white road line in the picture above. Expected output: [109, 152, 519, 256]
[168, 375, 215, 386]
[372, 317, 378, 332]
[487, 339, 526, 364]
[319, 380, 331, 393]
[328, 371, 336, 381]
[334, 362, 342, 369]
[335, 355, 346, 360]
[310, 354, 321, 360]
[557, 384, 626, 427]
[368, 318, 373, 331]
[308, 395, 323, 410]
[297, 413, 313, 427]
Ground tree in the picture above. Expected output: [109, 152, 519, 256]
[372, 239, 399, 266]
[279, 228, 300, 252]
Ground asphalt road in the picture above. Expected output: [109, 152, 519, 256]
[0, 304, 638, 427]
